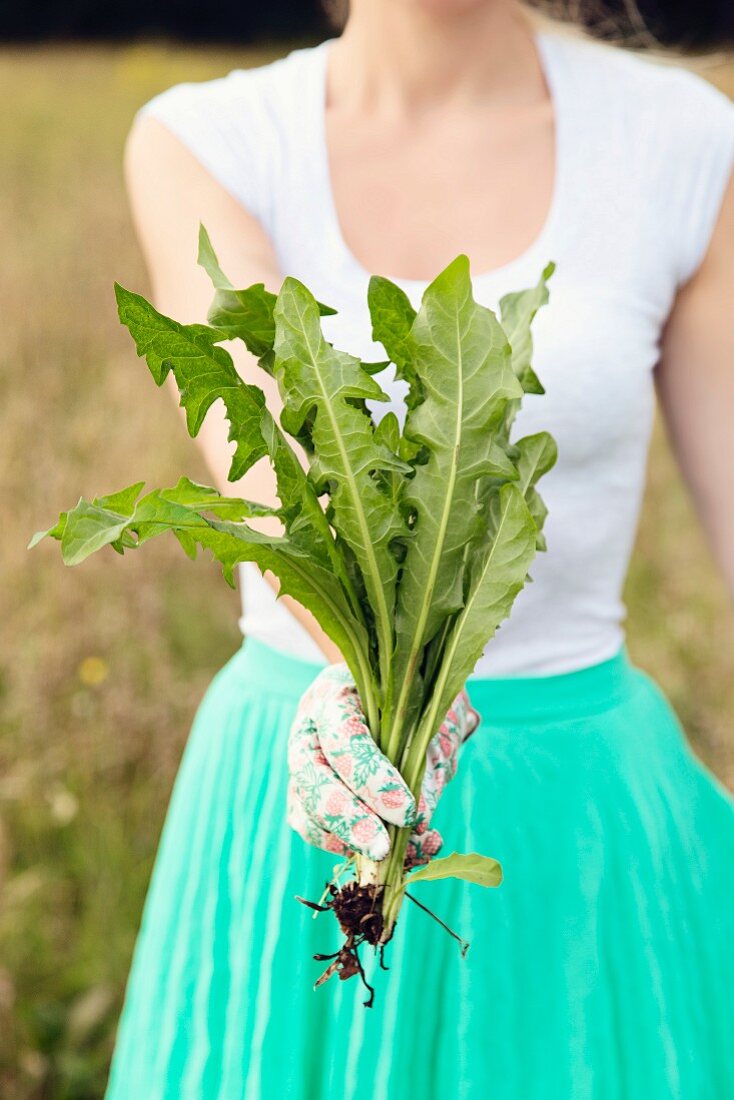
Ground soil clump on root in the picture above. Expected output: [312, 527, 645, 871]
[297, 881, 391, 1007]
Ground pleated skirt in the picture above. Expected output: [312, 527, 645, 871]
[106, 638, 734, 1100]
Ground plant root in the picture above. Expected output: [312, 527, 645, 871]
[296, 881, 470, 1004]
[296, 881, 393, 1007]
[331, 881, 385, 945]
[404, 890, 470, 957]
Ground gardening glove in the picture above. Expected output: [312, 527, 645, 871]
[286, 664, 480, 868]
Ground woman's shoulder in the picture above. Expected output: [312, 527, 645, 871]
[550, 28, 733, 131]
[552, 31, 734, 288]
[133, 42, 327, 227]
[138, 41, 325, 134]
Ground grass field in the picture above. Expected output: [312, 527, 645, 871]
[1, 41, 733, 1099]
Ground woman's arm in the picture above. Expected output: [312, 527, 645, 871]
[124, 115, 342, 660]
[655, 171, 734, 600]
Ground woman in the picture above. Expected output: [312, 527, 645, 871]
[108, 1, 734, 1096]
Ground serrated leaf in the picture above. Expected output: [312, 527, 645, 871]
[61, 500, 133, 565]
[406, 852, 503, 888]
[273, 276, 411, 701]
[95, 482, 146, 515]
[414, 483, 538, 753]
[115, 284, 268, 482]
[39, 257, 557, 857]
[383, 256, 524, 750]
[198, 225, 336, 357]
[173, 528, 199, 559]
[372, 412, 409, 512]
[373, 411, 400, 452]
[117, 279, 365, 633]
[514, 432, 557, 496]
[368, 275, 418, 394]
[51, 481, 275, 565]
[207, 281, 280, 358]
[40, 479, 374, 708]
[158, 476, 273, 520]
[203, 517, 366, 647]
[514, 431, 557, 548]
[499, 261, 555, 395]
[258, 410, 366, 628]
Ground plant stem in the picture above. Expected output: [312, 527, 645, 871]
[379, 826, 412, 938]
[360, 676, 444, 939]
[373, 710, 441, 938]
[359, 673, 381, 744]
[382, 654, 419, 760]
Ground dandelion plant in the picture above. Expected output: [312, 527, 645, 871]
[32, 228, 557, 997]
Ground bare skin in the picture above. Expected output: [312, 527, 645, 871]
[124, 0, 734, 660]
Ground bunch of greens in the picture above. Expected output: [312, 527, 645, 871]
[32, 228, 556, 993]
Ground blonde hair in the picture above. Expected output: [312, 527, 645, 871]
[523, 0, 658, 46]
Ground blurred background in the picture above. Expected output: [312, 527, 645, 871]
[2, 2, 734, 1096]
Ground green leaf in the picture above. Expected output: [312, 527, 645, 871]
[35, 254, 559, 944]
[499, 261, 555, 395]
[207, 281, 280, 358]
[50, 480, 271, 565]
[95, 481, 146, 515]
[60, 499, 133, 565]
[115, 284, 268, 482]
[514, 431, 558, 549]
[411, 483, 538, 764]
[174, 528, 198, 559]
[28, 514, 68, 549]
[368, 275, 418, 394]
[203, 517, 369, 658]
[117, 279, 368, 649]
[198, 225, 336, 358]
[514, 432, 557, 497]
[158, 476, 274, 520]
[197, 223, 234, 290]
[383, 256, 524, 752]
[38, 479, 373, 698]
[360, 359, 391, 377]
[406, 852, 503, 888]
[373, 411, 400, 452]
[258, 411, 368, 634]
[273, 276, 411, 702]
[372, 412, 411, 511]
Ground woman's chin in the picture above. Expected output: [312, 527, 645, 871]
[392, 0, 499, 16]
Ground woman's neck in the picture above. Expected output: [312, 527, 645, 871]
[330, 0, 543, 116]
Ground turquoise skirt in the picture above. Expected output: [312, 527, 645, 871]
[106, 639, 734, 1099]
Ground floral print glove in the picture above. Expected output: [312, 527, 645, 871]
[287, 664, 480, 868]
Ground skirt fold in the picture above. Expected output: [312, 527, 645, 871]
[106, 640, 734, 1100]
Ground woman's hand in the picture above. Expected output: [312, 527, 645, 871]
[287, 665, 480, 867]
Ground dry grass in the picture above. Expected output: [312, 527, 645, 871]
[0, 41, 732, 1099]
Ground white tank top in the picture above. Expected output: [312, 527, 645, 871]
[139, 29, 734, 677]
